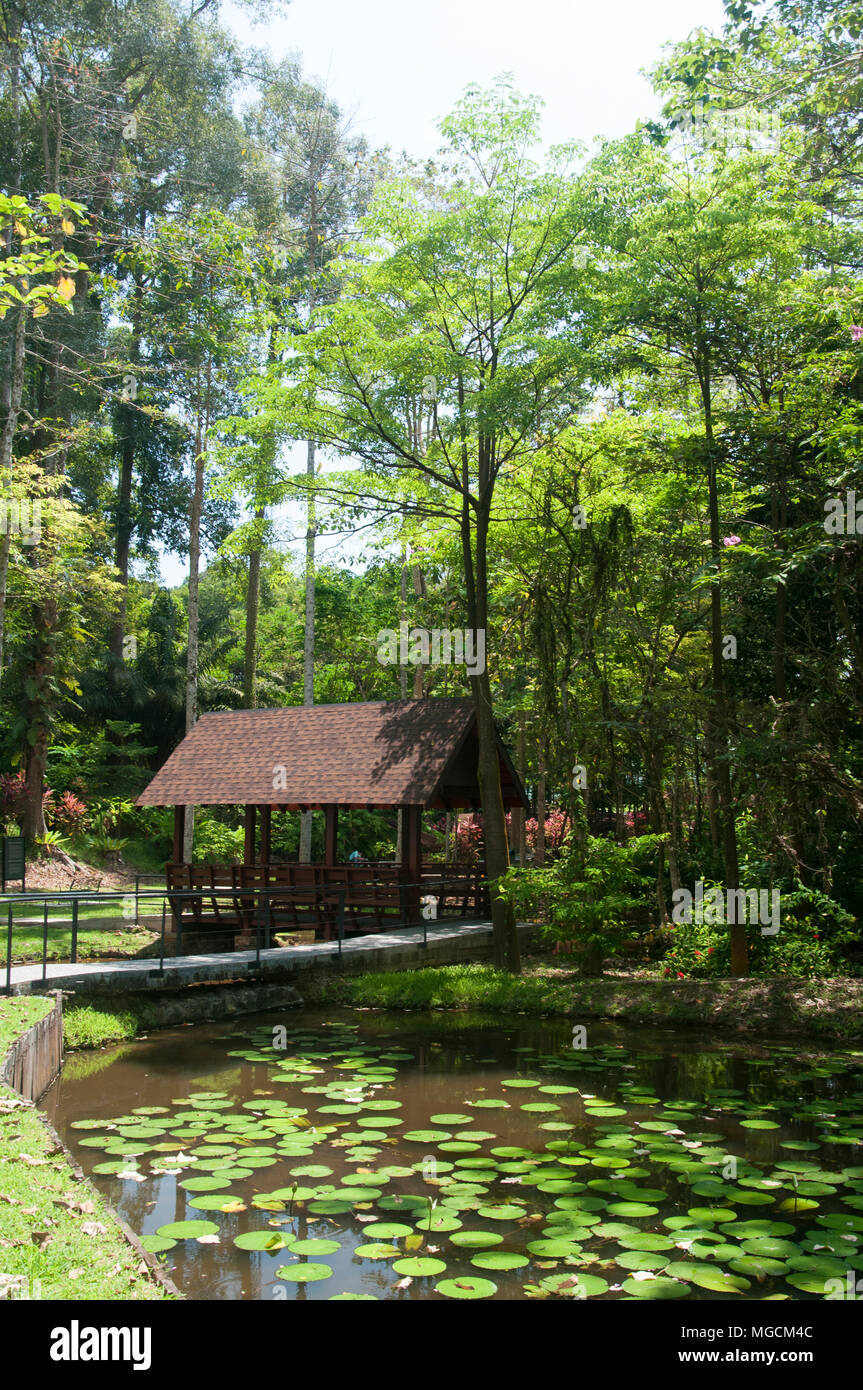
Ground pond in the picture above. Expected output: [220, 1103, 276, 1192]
[41, 1008, 863, 1301]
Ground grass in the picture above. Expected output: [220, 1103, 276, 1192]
[62, 1000, 157, 1050]
[0, 997, 171, 1300]
[307, 962, 574, 1013]
[0, 925, 159, 967]
[303, 960, 863, 1040]
[0, 995, 55, 1059]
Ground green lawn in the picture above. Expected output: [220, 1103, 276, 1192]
[0, 995, 55, 1057]
[0, 925, 160, 967]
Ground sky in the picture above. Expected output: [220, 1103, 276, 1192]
[155, 0, 729, 586]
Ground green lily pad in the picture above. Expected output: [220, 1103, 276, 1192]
[287, 1238, 341, 1256]
[728, 1255, 788, 1276]
[234, 1231, 291, 1251]
[476, 1204, 525, 1221]
[435, 1276, 497, 1299]
[525, 1238, 580, 1258]
[449, 1230, 503, 1249]
[275, 1263, 333, 1283]
[540, 1272, 608, 1297]
[615, 1251, 670, 1272]
[139, 1234, 176, 1253]
[688, 1265, 751, 1293]
[392, 1256, 447, 1276]
[471, 1251, 529, 1271]
[415, 1211, 462, 1232]
[621, 1276, 690, 1299]
[155, 1220, 219, 1240]
[360, 1223, 413, 1240]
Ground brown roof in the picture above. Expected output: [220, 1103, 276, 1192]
[136, 698, 527, 810]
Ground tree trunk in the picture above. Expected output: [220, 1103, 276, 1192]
[243, 506, 265, 707]
[513, 711, 527, 866]
[183, 377, 208, 864]
[299, 173, 319, 865]
[0, 305, 26, 681]
[109, 270, 142, 661]
[700, 344, 746, 975]
[462, 483, 519, 971]
[535, 765, 546, 867]
[299, 438, 316, 862]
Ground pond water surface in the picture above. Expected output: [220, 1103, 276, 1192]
[42, 1009, 863, 1301]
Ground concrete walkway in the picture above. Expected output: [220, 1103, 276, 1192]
[4, 918, 518, 995]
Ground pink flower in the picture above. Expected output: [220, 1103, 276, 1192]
[851, 325, 863, 342]
[723, 535, 742, 547]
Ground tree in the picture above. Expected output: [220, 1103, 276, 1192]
[269, 79, 591, 969]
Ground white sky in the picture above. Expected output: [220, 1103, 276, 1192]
[155, 0, 729, 586]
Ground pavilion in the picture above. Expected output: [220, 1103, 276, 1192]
[136, 697, 527, 946]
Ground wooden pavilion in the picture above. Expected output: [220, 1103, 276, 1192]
[136, 698, 527, 947]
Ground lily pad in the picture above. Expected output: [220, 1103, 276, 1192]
[392, 1256, 447, 1276]
[275, 1263, 333, 1283]
[471, 1251, 529, 1271]
[234, 1231, 291, 1251]
[435, 1276, 497, 1299]
[155, 1220, 219, 1240]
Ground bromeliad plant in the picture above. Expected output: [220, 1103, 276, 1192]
[498, 833, 665, 975]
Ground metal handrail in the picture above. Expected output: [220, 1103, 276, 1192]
[2, 875, 489, 993]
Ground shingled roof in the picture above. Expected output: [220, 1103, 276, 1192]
[136, 698, 527, 810]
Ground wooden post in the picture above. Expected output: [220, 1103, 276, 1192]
[324, 805, 338, 866]
[169, 805, 186, 937]
[240, 804, 256, 939]
[259, 804, 272, 865]
[402, 804, 422, 924]
[172, 805, 185, 865]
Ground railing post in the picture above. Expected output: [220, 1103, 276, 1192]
[42, 899, 48, 983]
[159, 898, 166, 975]
[5, 902, 12, 995]
[337, 889, 345, 960]
[71, 899, 78, 965]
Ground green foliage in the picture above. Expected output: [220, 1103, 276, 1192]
[192, 814, 245, 865]
[664, 886, 860, 979]
[500, 835, 666, 973]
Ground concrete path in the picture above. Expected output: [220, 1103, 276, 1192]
[4, 918, 512, 995]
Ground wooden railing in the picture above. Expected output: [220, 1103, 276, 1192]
[164, 861, 486, 941]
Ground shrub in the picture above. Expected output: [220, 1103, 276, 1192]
[662, 885, 859, 979]
[48, 790, 88, 835]
[499, 833, 665, 975]
[192, 814, 245, 864]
